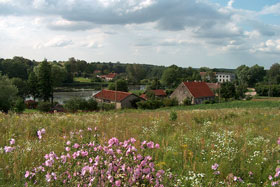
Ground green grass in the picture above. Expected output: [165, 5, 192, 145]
[73, 77, 92, 83]
[1, 100, 280, 186]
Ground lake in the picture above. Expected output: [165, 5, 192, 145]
[53, 89, 99, 104]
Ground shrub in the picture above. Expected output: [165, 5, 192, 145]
[13, 98, 25, 113]
[86, 98, 98, 111]
[255, 84, 280, 97]
[99, 103, 115, 111]
[25, 100, 38, 109]
[183, 98, 191, 105]
[169, 111, 178, 121]
[163, 98, 178, 107]
[64, 97, 88, 112]
[137, 100, 163, 110]
[37, 102, 52, 112]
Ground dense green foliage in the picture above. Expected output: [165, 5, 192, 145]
[255, 84, 280, 97]
[64, 98, 98, 112]
[220, 82, 236, 101]
[0, 75, 18, 113]
[108, 79, 128, 92]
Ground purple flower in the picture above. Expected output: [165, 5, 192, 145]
[248, 171, 253, 176]
[213, 171, 220, 175]
[211, 163, 219, 171]
[41, 128, 46, 134]
[37, 130, 42, 139]
[65, 147, 70, 152]
[66, 141, 71, 145]
[155, 144, 160, 149]
[269, 175, 273, 180]
[45, 173, 51, 182]
[87, 127, 92, 131]
[147, 141, 154, 149]
[10, 138, 15, 145]
[278, 137, 280, 145]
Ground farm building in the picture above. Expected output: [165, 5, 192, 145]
[97, 73, 117, 81]
[93, 89, 144, 109]
[170, 81, 215, 104]
[140, 89, 167, 100]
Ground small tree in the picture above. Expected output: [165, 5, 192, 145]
[220, 82, 236, 101]
[0, 74, 18, 113]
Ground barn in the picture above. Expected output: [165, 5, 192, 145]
[93, 89, 144, 109]
[170, 81, 215, 104]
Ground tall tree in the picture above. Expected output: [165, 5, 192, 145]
[161, 65, 181, 88]
[11, 78, 28, 99]
[108, 79, 128, 92]
[220, 82, 236, 101]
[268, 63, 280, 84]
[126, 64, 146, 84]
[27, 71, 40, 101]
[37, 60, 53, 102]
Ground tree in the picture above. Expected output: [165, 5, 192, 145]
[126, 64, 146, 84]
[27, 71, 40, 101]
[220, 82, 236, 101]
[0, 74, 18, 112]
[37, 60, 53, 102]
[11, 78, 28, 99]
[236, 65, 250, 85]
[268, 63, 280, 84]
[161, 65, 181, 88]
[247, 65, 266, 87]
[108, 79, 128, 92]
[51, 64, 67, 87]
[147, 78, 162, 90]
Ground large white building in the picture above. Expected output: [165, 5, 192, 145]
[215, 72, 235, 83]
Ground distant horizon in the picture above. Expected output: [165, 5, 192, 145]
[1, 0, 280, 69]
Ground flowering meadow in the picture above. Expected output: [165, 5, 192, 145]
[1, 106, 280, 186]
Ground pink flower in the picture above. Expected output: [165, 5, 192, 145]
[65, 147, 70, 152]
[4, 146, 14, 153]
[73, 143, 80, 149]
[10, 138, 15, 145]
[25, 171, 30, 178]
[115, 180, 121, 187]
[211, 163, 219, 170]
[41, 128, 46, 134]
[66, 141, 71, 145]
[269, 175, 273, 180]
[147, 141, 154, 149]
[45, 173, 51, 182]
[88, 127, 92, 131]
[155, 144, 160, 149]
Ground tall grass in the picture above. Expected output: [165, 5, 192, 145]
[1, 106, 280, 186]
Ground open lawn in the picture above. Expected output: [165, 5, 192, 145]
[1, 99, 280, 186]
[74, 77, 92, 83]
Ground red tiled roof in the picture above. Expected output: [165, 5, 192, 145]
[105, 73, 117, 79]
[183, 82, 215, 98]
[140, 94, 147, 100]
[206, 83, 220, 90]
[93, 89, 132, 102]
[151, 89, 167, 96]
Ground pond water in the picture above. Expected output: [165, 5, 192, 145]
[53, 89, 99, 104]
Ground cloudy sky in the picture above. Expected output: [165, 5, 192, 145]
[0, 0, 280, 68]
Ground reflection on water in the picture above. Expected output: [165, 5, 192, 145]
[54, 89, 99, 104]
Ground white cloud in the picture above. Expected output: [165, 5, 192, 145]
[260, 3, 280, 15]
[39, 36, 73, 48]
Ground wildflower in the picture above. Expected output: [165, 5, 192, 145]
[147, 141, 154, 149]
[45, 173, 51, 182]
[73, 143, 80, 149]
[66, 141, 71, 145]
[88, 127, 92, 131]
[25, 171, 30, 178]
[37, 130, 42, 140]
[65, 147, 70, 152]
[269, 175, 273, 180]
[211, 163, 219, 171]
[10, 138, 15, 145]
[277, 137, 280, 145]
[115, 180, 121, 187]
[155, 144, 160, 149]
[4, 146, 14, 153]
[41, 128, 46, 134]
[213, 171, 220, 175]
[248, 171, 253, 176]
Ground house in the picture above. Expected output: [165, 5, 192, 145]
[97, 73, 117, 81]
[200, 72, 235, 83]
[215, 72, 235, 83]
[140, 89, 167, 100]
[170, 81, 215, 104]
[93, 89, 144, 109]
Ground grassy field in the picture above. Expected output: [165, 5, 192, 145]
[1, 99, 280, 186]
[74, 77, 92, 83]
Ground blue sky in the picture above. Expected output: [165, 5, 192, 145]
[0, 0, 280, 69]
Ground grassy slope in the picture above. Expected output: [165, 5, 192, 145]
[1, 99, 280, 185]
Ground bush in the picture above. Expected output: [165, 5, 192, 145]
[202, 100, 215, 104]
[13, 98, 25, 113]
[86, 98, 98, 111]
[98, 103, 115, 111]
[169, 111, 178, 121]
[255, 84, 280, 97]
[64, 97, 98, 112]
[183, 98, 191, 105]
[163, 98, 178, 107]
[25, 100, 38, 109]
[37, 102, 52, 112]
[137, 100, 163, 110]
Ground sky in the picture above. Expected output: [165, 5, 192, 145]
[0, 0, 280, 69]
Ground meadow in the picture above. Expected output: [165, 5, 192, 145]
[1, 99, 280, 186]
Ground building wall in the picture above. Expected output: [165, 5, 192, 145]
[121, 95, 142, 108]
[216, 73, 235, 83]
[170, 83, 193, 104]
